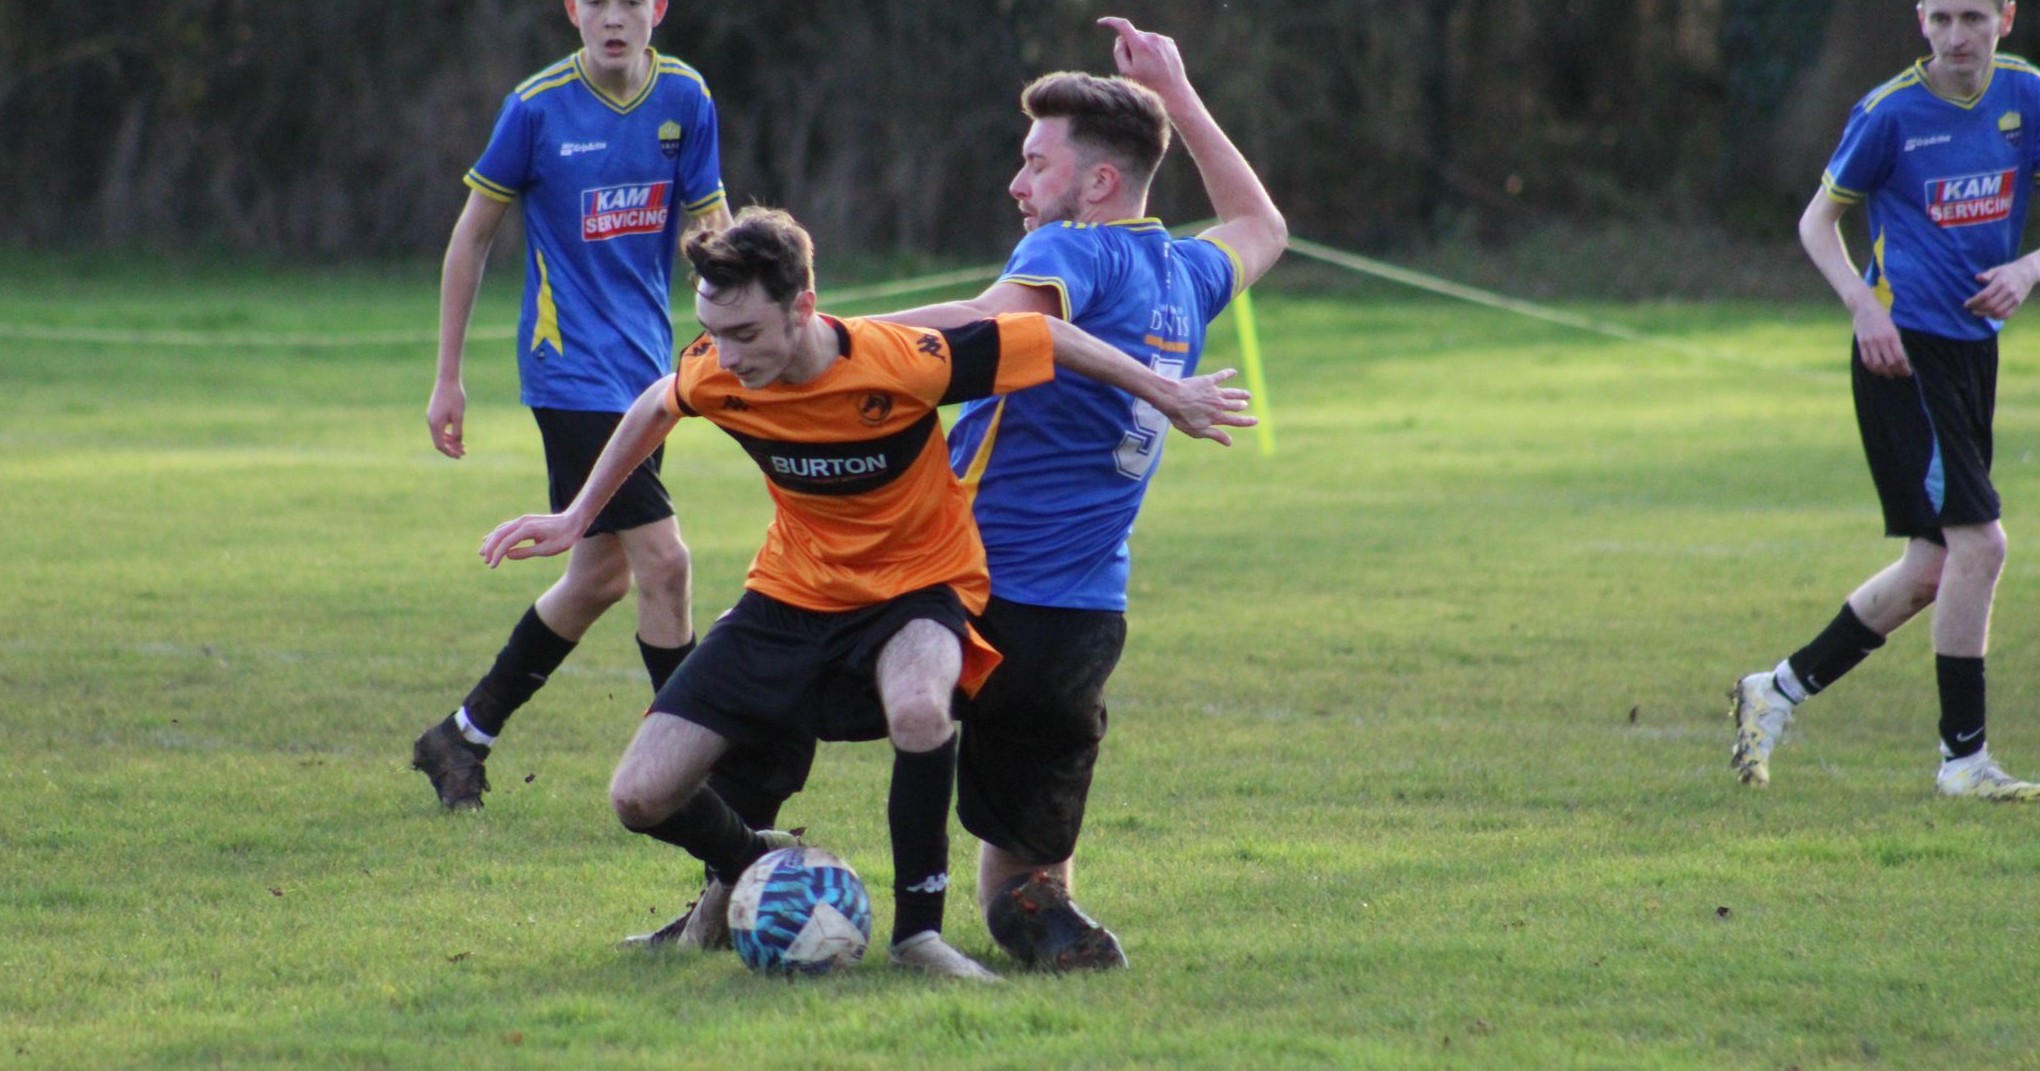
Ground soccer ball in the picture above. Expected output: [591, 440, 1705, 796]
[727, 846, 873, 975]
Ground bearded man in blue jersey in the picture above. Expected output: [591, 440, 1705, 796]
[877, 17, 1288, 968]
[1729, 0, 2040, 800]
[410, 0, 749, 816]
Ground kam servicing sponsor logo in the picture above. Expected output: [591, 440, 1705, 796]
[1925, 169, 2016, 227]
[581, 182, 671, 240]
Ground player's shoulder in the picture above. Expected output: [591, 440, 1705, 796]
[652, 52, 713, 97]
[512, 53, 583, 104]
[1995, 53, 2040, 81]
[840, 315, 933, 355]
[1856, 62, 1929, 116]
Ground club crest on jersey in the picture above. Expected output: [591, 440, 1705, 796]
[658, 120, 683, 159]
[857, 392, 894, 427]
[2002, 111, 2023, 147]
[1925, 169, 2016, 228]
[582, 182, 671, 241]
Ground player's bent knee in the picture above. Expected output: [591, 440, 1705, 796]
[887, 701, 955, 754]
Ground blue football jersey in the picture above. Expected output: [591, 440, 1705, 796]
[949, 219, 1241, 611]
[466, 51, 727, 412]
[1822, 56, 2040, 340]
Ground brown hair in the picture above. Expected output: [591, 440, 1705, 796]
[683, 206, 814, 308]
[1020, 71, 1171, 183]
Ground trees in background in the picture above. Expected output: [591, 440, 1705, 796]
[0, 0, 1994, 259]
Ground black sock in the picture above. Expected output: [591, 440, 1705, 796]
[626, 787, 774, 884]
[1786, 602, 1886, 697]
[888, 735, 957, 945]
[638, 635, 696, 692]
[462, 606, 577, 736]
[1937, 655, 1987, 760]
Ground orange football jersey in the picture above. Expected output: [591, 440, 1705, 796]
[663, 313, 1054, 688]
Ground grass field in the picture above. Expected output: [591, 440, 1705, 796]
[6, 252, 2040, 1070]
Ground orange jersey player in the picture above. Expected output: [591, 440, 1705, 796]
[479, 206, 1253, 979]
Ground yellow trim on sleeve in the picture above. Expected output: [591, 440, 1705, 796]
[1821, 171, 1865, 206]
[1199, 234, 1249, 298]
[996, 275, 1072, 320]
[464, 171, 516, 203]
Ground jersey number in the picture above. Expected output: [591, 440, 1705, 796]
[1113, 356, 1185, 480]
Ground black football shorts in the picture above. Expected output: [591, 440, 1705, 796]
[531, 407, 674, 537]
[1852, 328, 2000, 543]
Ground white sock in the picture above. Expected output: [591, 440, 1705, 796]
[454, 707, 497, 748]
[1771, 660, 1808, 705]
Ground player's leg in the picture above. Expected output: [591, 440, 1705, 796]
[623, 593, 820, 948]
[872, 615, 997, 981]
[411, 533, 628, 809]
[615, 516, 695, 685]
[1729, 332, 1949, 788]
[1931, 521, 2037, 798]
[412, 408, 641, 809]
[959, 597, 1127, 970]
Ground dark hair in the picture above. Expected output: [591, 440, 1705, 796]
[1020, 72, 1170, 183]
[683, 206, 815, 308]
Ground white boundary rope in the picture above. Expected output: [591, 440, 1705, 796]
[0, 235, 1817, 380]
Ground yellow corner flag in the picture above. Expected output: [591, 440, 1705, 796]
[1230, 288, 1275, 456]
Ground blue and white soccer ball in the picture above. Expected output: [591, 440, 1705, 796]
[727, 846, 873, 975]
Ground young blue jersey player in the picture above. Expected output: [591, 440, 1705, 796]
[1729, 0, 2040, 800]
[411, 0, 735, 812]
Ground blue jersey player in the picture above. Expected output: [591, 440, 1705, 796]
[880, 17, 1288, 966]
[1730, 0, 2040, 800]
[412, 0, 734, 812]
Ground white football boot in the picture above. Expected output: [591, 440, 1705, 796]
[1728, 671, 1796, 788]
[1936, 748, 2040, 801]
[888, 931, 1003, 982]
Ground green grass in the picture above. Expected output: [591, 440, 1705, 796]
[5, 257, 2040, 1070]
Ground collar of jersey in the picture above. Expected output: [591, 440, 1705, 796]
[573, 49, 662, 114]
[1055, 217, 1166, 232]
[1913, 56, 1996, 109]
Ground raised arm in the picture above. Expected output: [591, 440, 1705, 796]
[1101, 16, 1287, 289]
[1798, 190, 1909, 378]
[871, 279, 1061, 330]
[430, 190, 513, 458]
[480, 376, 682, 566]
[1040, 317, 1255, 445]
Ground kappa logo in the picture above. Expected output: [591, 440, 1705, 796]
[902, 872, 948, 895]
[581, 182, 672, 241]
[915, 333, 946, 360]
[1925, 169, 2016, 228]
[857, 392, 894, 427]
[720, 395, 752, 411]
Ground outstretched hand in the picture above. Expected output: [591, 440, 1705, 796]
[1099, 17, 1188, 99]
[1165, 366, 1256, 446]
[479, 512, 585, 567]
